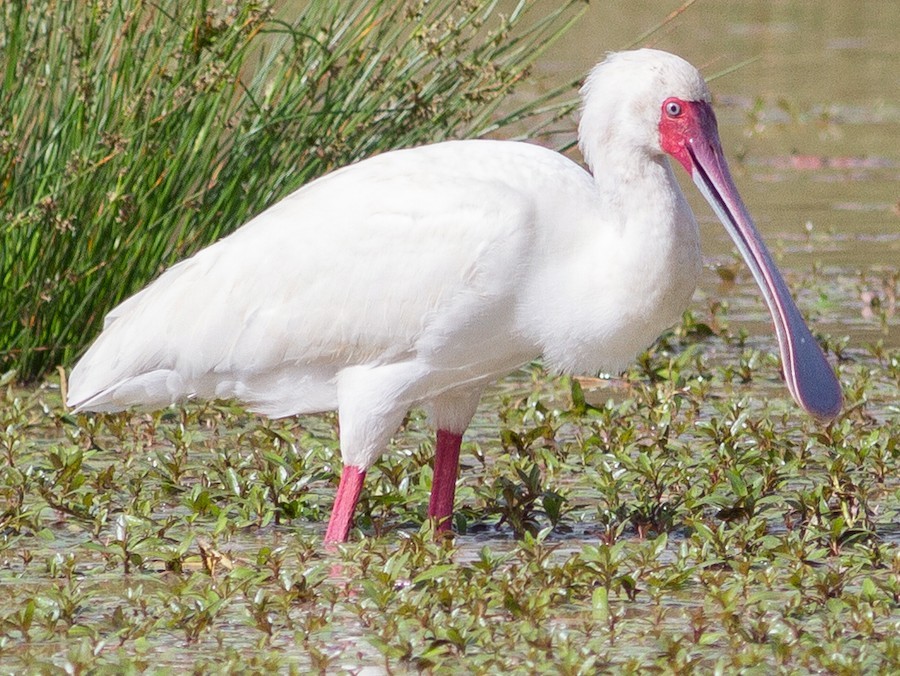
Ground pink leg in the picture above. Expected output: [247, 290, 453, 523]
[325, 465, 367, 543]
[428, 429, 463, 532]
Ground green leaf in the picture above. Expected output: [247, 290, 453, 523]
[412, 564, 456, 585]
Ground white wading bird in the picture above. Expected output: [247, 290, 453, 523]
[67, 49, 842, 543]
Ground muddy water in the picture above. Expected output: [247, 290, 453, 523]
[531, 0, 899, 348]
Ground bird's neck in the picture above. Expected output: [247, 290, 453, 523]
[590, 145, 666, 193]
[587, 147, 687, 234]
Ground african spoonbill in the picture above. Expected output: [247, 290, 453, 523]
[67, 49, 843, 543]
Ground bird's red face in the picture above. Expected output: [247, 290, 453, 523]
[658, 97, 842, 422]
[657, 97, 719, 175]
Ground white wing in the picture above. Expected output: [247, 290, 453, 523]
[67, 140, 584, 415]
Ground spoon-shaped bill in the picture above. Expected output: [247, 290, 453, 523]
[686, 105, 842, 422]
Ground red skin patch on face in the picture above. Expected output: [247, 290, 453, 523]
[658, 98, 721, 174]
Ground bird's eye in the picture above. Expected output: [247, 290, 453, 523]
[665, 100, 683, 117]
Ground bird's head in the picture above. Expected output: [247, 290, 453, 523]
[580, 49, 842, 422]
[579, 48, 711, 167]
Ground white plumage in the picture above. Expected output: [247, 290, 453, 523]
[68, 49, 841, 542]
[70, 140, 697, 454]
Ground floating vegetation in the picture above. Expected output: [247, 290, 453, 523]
[0, 318, 897, 671]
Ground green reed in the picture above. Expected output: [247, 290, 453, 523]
[0, 0, 585, 378]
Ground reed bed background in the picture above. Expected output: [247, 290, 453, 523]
[0, 0, 584, 379]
